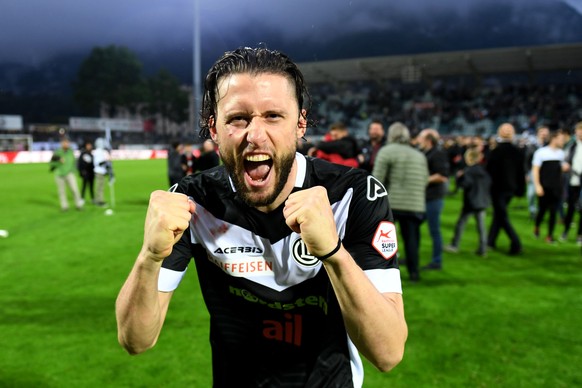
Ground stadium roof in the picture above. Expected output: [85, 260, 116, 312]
[298, 43, 582, 84]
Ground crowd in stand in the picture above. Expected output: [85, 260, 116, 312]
[308, 79, 581, 139]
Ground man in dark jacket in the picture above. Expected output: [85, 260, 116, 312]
[77, 140, 95, 202]
[196, 139, 220, 172]
[486, 123, 526, 255]
[167, 140, 184, 187]
[418, 128, 449, 270]
[359, 120, 386, 173]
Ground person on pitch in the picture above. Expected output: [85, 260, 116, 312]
[116, 47, 407, 388]
[93, 138, 110, 207]
[49, 136, 84, 211]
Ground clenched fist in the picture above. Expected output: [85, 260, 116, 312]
[142, 190, 196, 262]
[283, 186, 339, 258]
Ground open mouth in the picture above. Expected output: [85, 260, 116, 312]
[244, 154, 273, 183]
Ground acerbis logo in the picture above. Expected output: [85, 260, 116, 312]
[214, 246, 264, 255]
[291, 238, 319, 267]
[366, 175, 387, 201]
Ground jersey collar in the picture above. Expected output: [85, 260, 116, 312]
[294, 152, 307, 188]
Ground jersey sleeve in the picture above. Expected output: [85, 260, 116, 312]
[158, 180, 195, 292]
[342, 173, 402, 294]
[158, 229, 194, 292]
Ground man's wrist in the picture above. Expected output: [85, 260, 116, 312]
[138, 248, 166, 267]
[317, 238, 342, 261]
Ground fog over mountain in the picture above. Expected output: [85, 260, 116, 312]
[1, 0, 581, 96]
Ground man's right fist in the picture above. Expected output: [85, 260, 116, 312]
[142, 190, 196, 262]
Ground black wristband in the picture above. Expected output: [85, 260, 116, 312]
[317, 238, 342, 261]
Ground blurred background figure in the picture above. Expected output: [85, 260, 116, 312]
[167, 140, 184, 187]
[525, 126, 550, 220]
[373, 122, 428, 282]
[93, 137, 110, 207]
[181, 143, 197, 176]
[417, 128, 449, 270]
[445, 136, 465, 195]
[444, 147, 491, 257]
[49, 137, 84, 211]
[532, 129, 569, 244]
[196, 139, 220, 171]
[486, 123, 526, 255]
[308, 122, 360, 167]
[562, 122, 582, 245]
[77, 140, 95, 203]
[358, 120, 385, 173]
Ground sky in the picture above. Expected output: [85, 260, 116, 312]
[1, 0, 582, 66]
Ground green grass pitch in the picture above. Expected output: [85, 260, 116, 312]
[0, 159, 581, 387]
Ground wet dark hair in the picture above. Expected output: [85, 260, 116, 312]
[199, 47, 313, 139]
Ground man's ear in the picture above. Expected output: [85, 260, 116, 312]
[208, 116, 218, 143]
[297, 109, 308, 139]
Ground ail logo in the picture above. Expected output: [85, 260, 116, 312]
[262, 313, 303, 346]
[372, 221, 398, 260]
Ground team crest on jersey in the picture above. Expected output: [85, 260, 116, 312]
[366, 176, 387, 201]
[291, 238, 320, 267]
[372, 221, 398, 260]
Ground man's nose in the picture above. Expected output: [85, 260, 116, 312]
[246, 118, 267, 146]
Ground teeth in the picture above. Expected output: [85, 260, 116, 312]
[245, 154, 271, 162]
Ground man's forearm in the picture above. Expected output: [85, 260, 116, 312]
[323, 249, 407, 372]
[532, 165, 541, 189]
[428, 173, 448, 184]
[115, 251, 166, 355]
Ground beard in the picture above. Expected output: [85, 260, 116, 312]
[221, 149, 296, 208]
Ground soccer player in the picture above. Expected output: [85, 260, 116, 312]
[116, 47, 407, 387]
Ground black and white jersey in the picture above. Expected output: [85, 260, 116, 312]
[532, 146, 565, 197]
[160, 153, 402, 388]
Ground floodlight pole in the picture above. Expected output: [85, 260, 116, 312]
[193, 0, 202, 138]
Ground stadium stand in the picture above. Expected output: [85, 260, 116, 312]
[300, 43, 582, 139]
[2, 43, 581, 151]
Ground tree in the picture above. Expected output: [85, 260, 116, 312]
[73, 45, 145, 116]
[144, 68, 189, 135]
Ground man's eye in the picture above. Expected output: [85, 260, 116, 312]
[228, 116, 249, 126]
